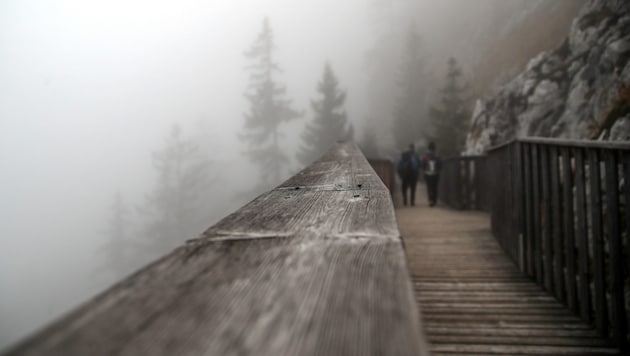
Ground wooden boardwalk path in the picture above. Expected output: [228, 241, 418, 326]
[396, 184, 621, 355]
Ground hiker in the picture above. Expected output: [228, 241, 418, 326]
[422, 142, 441, 207]
[397, 143, 420, 206]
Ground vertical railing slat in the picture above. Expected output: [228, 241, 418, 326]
[523, 144, 535, 277]
[532, 144, 544, 283]
[562, 147, 577, 312]
[574, 148, 591, 323]
[457, 160, 464, 209]
[541, 145, 553, 291]
[463, 159, 470, 209]
[589, 148, 607, 336]
[513, 142, 526, 272]
[623, 151, 630, 278]
[449, 160, 460, 207]
[550, 146, 566, 302]
[605, 150, 626, 348]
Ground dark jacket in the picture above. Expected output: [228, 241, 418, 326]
[397, 150, 420, 180]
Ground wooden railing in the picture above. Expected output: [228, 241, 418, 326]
[367, 158, 395, 194]
[439, 137, 630, 350]
[6, 143, 428, 356]
[437, 155, 490, 211]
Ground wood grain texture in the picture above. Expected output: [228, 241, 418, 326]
[523, 143, 535, 277]
[574, 148, 592, 323]
[203, 189, 398, 241]
[561, 147, 577, 313]
[277, 143, 385, 190]
[604, 151, 627, 347]
[588, 149, 607, 335]
[6, 143, 427, 356]
[550, 146, 566, 303]
[533, 144, 545, 285]
[540, 145, 553, 291]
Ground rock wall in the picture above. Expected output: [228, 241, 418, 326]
[465, 0, 630, 154]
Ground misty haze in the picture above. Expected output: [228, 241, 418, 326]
[4, 0, 618, 353]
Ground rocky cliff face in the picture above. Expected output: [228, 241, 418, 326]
[465, 0, 630, 154]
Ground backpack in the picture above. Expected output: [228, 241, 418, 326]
[402, 152, 413, 175]
[398, 151, 417, 179]
[423, 154, 438, 176]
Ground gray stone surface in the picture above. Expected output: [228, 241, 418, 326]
[466, 0, 630, 154]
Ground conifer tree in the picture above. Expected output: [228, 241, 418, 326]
[429, 57, 471, 157]
[392, 26, 429, 149]
[298, 63, 353, 165]
[100, 192, 134, 276]
[241, 18, 300, 186]
[140, 125, 214, 253]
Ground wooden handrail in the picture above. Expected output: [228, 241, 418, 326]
[486, 137, 630, 152]
[5, 143, 428, 356]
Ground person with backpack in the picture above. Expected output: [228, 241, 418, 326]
[396, 143, 420, 206]
[422, 142, 441, 207]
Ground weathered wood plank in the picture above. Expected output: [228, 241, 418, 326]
[278, 143, 385, 190]
[512, 142, 526, 272]
[202, 189, 398, 241]
[367, 159, 394, 193]
[426, 321, 595, 330]
[588, 148, 607, 336]
[7, 143, 427, 356]
[532, 145, 543, 284]
[523, 143, 535, 277]
[604, 151, 627, 348]
[429, 335, 613, 347]
[426, 326, 603, 338]
[423, 307, 573, 316]
[574, 148, 591, 323]
[462, 159, 470, 209]
[540, 145, 553, 290]
[550, 146, 566, 303]
[518, 137, 630, 150]
[625, 152, 630, 284]
[413, 281, 544, 291]
[431, 343, 619, 355]
[561, 147, 577, 312]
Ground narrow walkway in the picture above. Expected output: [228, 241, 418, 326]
[396, 183, 620, 355]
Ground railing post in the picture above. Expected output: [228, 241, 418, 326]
[455, 158, 466, 210]
[588, 148, 607, 336]
[604, 150, 627, 349]
[512, 142, 525, 273]
[624, 151, 630, 286]
[534, 144, 545, 286]
[462, 158, 470, 209]
[540, 145, 553, 291]
[550, 146, 566, 303]
[561, 147, 577, 313]
[574, 148, 591, 323]
[523, 143, 534, 278]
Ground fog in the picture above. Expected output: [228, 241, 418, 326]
[0, 0, 573, 350]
